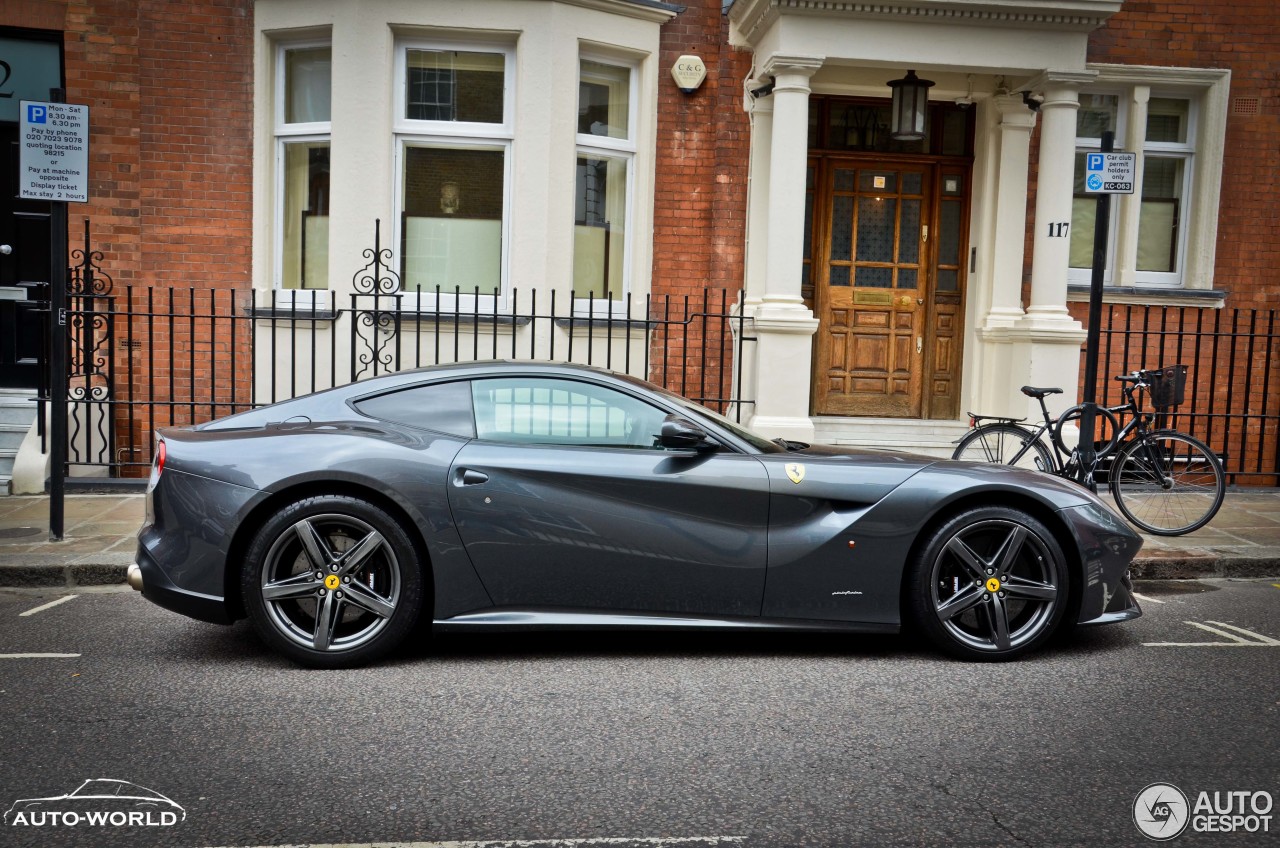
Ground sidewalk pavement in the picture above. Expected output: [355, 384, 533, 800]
[1, 491, 1279, 588]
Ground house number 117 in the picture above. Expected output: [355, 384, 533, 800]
[1047, 222, 1070, 237]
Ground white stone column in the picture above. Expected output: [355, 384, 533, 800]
[999, 71, 1094, 419]
[969, 95, 1037, 417]
[983, 94, 1037, 331]
[745, 54, 823, 442]
[1023, 72, 1094, 326]
[742, 92, 773, 309]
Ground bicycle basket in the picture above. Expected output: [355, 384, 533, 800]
[1145, 364, 1188, 409]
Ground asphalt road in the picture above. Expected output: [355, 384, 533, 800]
[0, 580, 1276, 848]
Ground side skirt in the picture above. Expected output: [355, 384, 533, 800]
[433, 609, 899, 634]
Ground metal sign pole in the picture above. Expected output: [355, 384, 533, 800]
[46, 87, 70, 539]
[1077, 130, 1114, 492]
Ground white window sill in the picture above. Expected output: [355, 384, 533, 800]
[1067, 285, 1226, 308]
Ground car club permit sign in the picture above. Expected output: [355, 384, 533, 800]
[19, 100, 89, 203]
[1084, 151, 1137, 194]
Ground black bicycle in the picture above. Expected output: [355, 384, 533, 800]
[951, 366, 1225, 536]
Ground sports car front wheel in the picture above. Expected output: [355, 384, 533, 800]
[242, 495, 424, 668]
[907, 506, 1068, 661]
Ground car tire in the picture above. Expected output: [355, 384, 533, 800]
[242, 495, 425, 668]
[907, 506, 1068, 661]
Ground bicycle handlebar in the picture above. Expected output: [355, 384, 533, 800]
[1114, 371, 1150, 387]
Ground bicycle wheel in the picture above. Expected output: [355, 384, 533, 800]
[1050, 404, 1121, 457]
[952, 424, 1054, 473]
[1109, 430, 1225, 536]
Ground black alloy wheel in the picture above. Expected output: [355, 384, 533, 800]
[242, 495, 424, 668]
[908, 506, 1069, 661]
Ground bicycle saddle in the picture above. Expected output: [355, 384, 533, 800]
[1020, 386, 1063, 399]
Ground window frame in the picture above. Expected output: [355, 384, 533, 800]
[1134, 95, 1196, 287]
[573, 52, 639, 312]
[273, 40, 333, 297]
[392, 39, 516, 313]
[1066, 65, 1230, 296]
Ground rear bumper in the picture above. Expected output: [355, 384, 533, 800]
[134, 467, 263, 625]
[133, 545, 233, 625]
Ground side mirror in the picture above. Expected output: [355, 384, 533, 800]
[658, 415, 716, 452]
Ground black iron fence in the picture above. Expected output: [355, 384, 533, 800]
[35, 223, 1280, 487]
[1083, 304, 1280, 485]
[47, 226, 753, 478]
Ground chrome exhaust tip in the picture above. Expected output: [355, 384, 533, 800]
[127, 563, 144, 592]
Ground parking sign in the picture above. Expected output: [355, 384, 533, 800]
[19, 100, 90, 203]
[1083, 151, 1136, 194]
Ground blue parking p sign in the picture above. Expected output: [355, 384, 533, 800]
[27, 104, 47, 124]
[1083, 151, 1136, 194]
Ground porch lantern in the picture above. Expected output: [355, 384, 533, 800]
[887, 70, 934, 141]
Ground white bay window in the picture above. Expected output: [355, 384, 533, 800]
[395, 44, 513, 302]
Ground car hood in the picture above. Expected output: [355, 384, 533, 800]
[765, 442, 1101, 512]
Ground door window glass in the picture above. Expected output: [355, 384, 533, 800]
[472, 378, 669, 449]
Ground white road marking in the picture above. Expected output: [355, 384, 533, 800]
[1131, 592, 1166, 604]
[1143, 620, 1280, 647]
[19, 594, 79, 617]
[0, 653, 81, 659]
[206, 839, 747, 848]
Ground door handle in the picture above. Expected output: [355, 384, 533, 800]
[916, 336, 923, 354]
[458, 468, 489, 486]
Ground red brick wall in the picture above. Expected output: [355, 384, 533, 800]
[3, 1, 253, 289]
[1066, 3, 1280, 483]
[2, 1, 253, 473]
[650, 0, 752, 401]
[1087, 0, 1280, 307]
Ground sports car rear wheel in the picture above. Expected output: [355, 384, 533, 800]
[242, 495, 424, 668]
[908, 506, 1068, 661]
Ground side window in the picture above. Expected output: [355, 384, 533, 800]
[472, 378, 668, 449]
[354, 380, 475, 438]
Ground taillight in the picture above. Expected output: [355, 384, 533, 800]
[149, 438, 166, 490]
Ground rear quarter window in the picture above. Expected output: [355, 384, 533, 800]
[353, 380, 476, 438]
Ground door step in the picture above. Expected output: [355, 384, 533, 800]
[813, 417, 970, 459]
[0, 390, 38, 495]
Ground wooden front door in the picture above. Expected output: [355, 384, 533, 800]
[815, 163, 930, 417]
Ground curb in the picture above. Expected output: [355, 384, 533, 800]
[0, 562, 130, 589]
[1130, 554, 1280, 580]
[2, 559, 1277, 589]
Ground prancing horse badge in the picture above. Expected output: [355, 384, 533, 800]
[785, 463, 805, 484]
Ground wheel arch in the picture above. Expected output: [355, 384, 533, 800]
[897, 488, 1084, 631]
[223, 480, 434, 622]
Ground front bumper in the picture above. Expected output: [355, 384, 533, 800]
[1060, 501, 1145, 625]
[1078, 569, 1142, 626]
